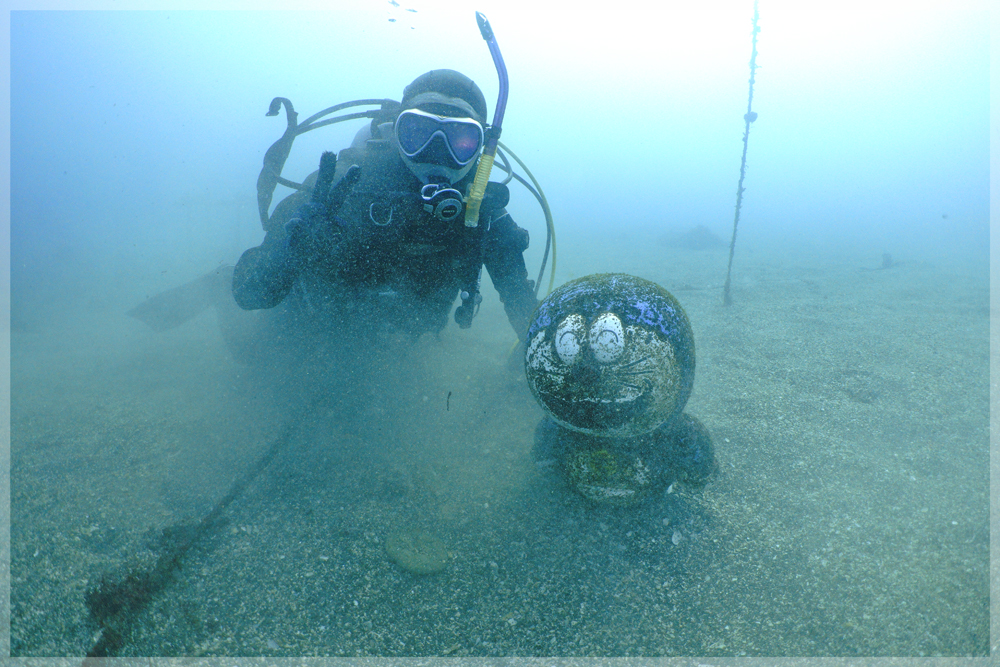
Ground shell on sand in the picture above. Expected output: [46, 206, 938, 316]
[384, 528, 449, 575]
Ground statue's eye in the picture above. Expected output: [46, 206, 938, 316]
[589, 312, 625, 364]
[554, 314, 586, 365]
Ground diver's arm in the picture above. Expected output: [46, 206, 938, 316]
[484, 211, 539, 339]
[232, 230, 298, 310]
[233, 155, 358, 312]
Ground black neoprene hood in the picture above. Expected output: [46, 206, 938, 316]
[400, 69, 488, 124]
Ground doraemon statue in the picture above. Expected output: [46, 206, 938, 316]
[525, 273, 716, 505]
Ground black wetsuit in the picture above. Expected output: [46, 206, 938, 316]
[232, 132, 538, 341]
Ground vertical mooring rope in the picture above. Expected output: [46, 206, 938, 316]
[722, 0, 761, 306]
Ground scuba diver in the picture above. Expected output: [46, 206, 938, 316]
[128, 13, 555, 370]
[231, 69, 539, 351]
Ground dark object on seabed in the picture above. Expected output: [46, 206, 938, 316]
[659, 224, 727, 251]
[84, 524, 200, 656]
[859, 252, 904, 272]
[82, 397, 318, 657]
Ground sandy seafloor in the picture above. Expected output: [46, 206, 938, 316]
[8, 228, 990, 658]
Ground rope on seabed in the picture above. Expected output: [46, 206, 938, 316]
[82, 393, 323, 659]
[722, 0, 761, 307]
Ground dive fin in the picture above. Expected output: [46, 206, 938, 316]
[128, 268, 232, 332]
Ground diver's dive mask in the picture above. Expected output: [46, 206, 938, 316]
[394, 108, 484, 185]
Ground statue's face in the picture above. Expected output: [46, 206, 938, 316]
[525, 274, 696, 438]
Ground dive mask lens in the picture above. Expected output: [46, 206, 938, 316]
[396, 111, 439, 154]
[395, 109, 483, 166]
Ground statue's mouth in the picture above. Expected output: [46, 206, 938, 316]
[546, 388, 649, 432]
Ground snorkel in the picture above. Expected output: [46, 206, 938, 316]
[464, 11, 509, 227]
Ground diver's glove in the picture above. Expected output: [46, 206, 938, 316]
[284, 151, 361, 272]
[313, 150, 362, 217]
